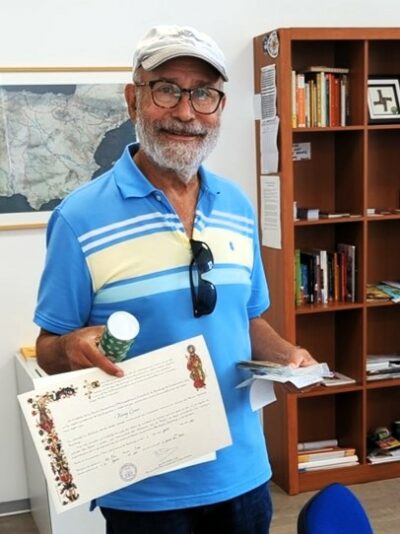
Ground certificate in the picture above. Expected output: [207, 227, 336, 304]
[18, 335, 232, 513]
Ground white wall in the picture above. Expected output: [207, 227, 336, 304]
[1, 0, 400, 504]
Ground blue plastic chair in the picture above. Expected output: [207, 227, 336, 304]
[297, 482, 374, 533]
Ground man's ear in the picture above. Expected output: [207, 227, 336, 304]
[125, 84, 137, 120]
[220, 94, 227, 112]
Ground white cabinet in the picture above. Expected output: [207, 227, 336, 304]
[15, 354, 105, 534]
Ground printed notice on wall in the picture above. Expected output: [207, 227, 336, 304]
[260, 65, 276, 120]
[260, 175, 281, 249]
[261, 117, 279, 174]
[292, 142, 311, 161]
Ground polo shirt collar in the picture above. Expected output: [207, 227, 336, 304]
[114, 142, 221, 199]
[114, 143, 155, 199]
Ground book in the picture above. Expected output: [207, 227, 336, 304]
[319, 249, 328, 304]
[367, 448, 400, 464]
[291, 70, 297, 128]
[367, 371, 400, 381]
[366, 284, 391, 302]
[367, 354, 400, 369]
[367, 208, 400, 216]
[321, 371, 356, 387]
[300, 460, 359, 471]
[296, 73, 306, 128]
[300, 251, 316, 303]
[319, 211, 351, 219]
[298, 454, 358, 470]
[376, 283, 400, 303]
[337, 243, 356, 302]
[295, 248, 302, 306]
[298, 446, 356, 463]
[298, 439, 338, 451]
[305, 65, 350, 74]
[297, 207, 319, 220]
[381, 280, 400, 290]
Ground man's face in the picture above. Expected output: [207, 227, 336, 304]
[126, 57, 225, 182]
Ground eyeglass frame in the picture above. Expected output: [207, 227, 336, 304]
[134, 79, 225, 115]
[189, 239, 217, 318]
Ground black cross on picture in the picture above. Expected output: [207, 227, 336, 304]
[368, 78, 400, 123]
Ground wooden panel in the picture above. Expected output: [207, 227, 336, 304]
[367, 386, 400, 431]
[367, 219, 400, 282]
[369, 40, 400, 74]
[368, 130, 400, 209]
[298, 396, 336, 443]
[367, 305, 400, 354]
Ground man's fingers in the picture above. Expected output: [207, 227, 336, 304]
[68, 340, 124, 377]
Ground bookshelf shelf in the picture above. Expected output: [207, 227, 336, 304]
[366, 379, 400, 390]
[254, 27, 400, 494]
[294, 217, 363, 226]
[294, 125, 365, 132]
[298, 384, 363, 397]
[295, 302, 363, 314]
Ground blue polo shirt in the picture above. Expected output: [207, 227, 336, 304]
[34, 143, 272, 511]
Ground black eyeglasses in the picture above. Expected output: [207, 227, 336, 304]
[189, 239, 217, 318]
[135, 80, 225, 115]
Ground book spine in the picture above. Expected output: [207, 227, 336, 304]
[333, 252, 339, 301]
[298, 454, 358, 469]
[295, 248, 302, 307]
[298, 448, 356, 463]
[305, 81, 311, 128]
[340, 74, 349, 126]
[291, 70, 297, 128]
[316, 72, 322, 127]
[296, 73, 306, 128]
[311, 79, 317, 127]
[320, 249, 328, 304]
[298, 439, 339, 451]
[320, 73, 327, 127]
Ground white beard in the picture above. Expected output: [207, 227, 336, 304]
[135, 111, 220, 184]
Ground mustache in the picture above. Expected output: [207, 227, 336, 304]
[154, 119, 208, 137]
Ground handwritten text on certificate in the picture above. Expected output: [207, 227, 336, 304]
[18, 336, 232, 513]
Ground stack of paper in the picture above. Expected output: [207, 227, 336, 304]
[367, 354, 400, 381]
[236, 362, 330, 411]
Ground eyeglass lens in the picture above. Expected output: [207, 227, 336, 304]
[151, 81, 223, 114]
[190, 239, 217, 317]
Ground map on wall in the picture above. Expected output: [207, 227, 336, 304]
[0, 81, 135, 220]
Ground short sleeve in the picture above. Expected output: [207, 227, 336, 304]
[34, 209, 94, 334]
[247, 218, 270, 318]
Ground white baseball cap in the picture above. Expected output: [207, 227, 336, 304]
[132, 25, 228, 81]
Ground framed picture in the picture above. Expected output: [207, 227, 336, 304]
[0, 67, 133, 230]
[367, 77, 400, 123]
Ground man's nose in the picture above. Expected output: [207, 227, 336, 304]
[171, 92, 196, 121]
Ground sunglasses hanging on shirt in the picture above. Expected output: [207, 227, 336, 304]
[189, 239, 217, 318]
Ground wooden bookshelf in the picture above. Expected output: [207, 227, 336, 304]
[253, 28, 400, 494]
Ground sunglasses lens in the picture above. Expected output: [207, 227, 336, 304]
[190, 239, 217, 318]
[192, 279, 217, 317]
[190, 240, 214, 273]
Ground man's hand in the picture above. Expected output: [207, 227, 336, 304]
[250, 317, 318, 368]
[286, 346, 318, 368]
[36, 327, 124, 377]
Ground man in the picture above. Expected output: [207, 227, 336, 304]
[34, 25, 316, 533]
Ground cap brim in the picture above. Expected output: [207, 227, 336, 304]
[141, 46, 228, 82]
